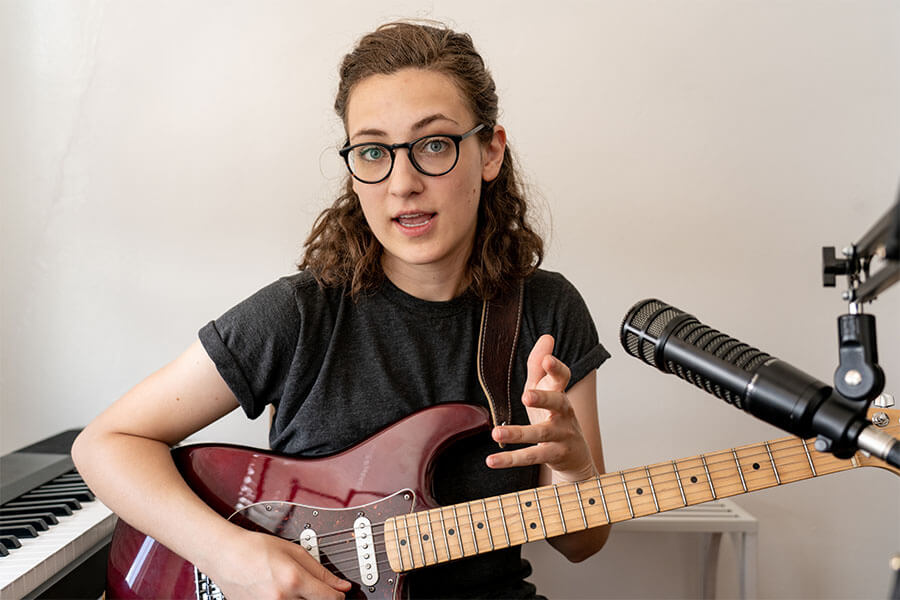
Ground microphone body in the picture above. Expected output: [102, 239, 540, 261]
[621, 299, 898, 467]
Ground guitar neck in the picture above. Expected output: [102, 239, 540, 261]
[383, 433, 858, 572]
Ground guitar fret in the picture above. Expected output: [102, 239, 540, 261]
[732, 449, 748, 492]
[412, 512, 427, 566]
[765, 441, 781, 484]
[575, 482, 588, 527]
[533, 489, 547, 537]
[450, 505, 465, 557]
[700, 454, 717, 499]
[429, 510, 439, 561]
[620, 473, 635, 518]
[802, 440, 817, 476]
[392, 517, 406, 571]
[552, 484, 567, 533]
[436, 507, 450, 560]
[671, 461, 687, 506]
[464, 503, 479, 554]
[514, 492, 528, 541]
[497, 497, 511, 547]
[596, 478, 610, 523]
[424, 511, 438, 563]
[644, 467, 659, 512]
[480, 499, 495, 551]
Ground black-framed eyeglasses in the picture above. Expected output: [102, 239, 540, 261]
[338, 124, 487, 184]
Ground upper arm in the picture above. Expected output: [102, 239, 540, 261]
[82, 339, 240, 447]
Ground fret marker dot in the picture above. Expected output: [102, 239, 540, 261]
[752, 463, 760, 470]
[525, 501, 532, 507]
[690, 476, 698, 483]
[448, 528, 455, 536]
[588, 498, 596, 505]
[636, 488, 643, 495]
[400, 539, 407, 546]
[477, 522, 484, 529]
[422, 534, 429, 541]
[530, 522, 537, 529]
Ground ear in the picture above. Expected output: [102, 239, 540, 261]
[481, 125, 507, 183]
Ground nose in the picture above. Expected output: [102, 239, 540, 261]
[387, 148, 425, 198]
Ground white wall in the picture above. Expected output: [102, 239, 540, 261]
[3, 1, 899, 598]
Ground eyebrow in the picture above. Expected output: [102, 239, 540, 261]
[349, 113, 460, 141]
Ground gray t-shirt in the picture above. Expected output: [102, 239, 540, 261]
[199, 268, 609, 598]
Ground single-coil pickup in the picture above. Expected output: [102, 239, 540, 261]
[354, 516, 378, 585]
[298, 527, 320, 562]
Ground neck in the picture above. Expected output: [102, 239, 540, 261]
[381, 256, 471, 302]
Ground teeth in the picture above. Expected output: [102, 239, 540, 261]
[396, 213, 433, 228]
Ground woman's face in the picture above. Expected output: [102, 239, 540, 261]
[345, 68, 505, 292]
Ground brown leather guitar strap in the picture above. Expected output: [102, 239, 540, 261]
[476, 279, 525, 448]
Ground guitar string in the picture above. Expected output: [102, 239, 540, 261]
[298, 439, 896, 575]
[273, 425, 897, 572]
[300, 433, 880, 550]
[286, 434, 860, 545]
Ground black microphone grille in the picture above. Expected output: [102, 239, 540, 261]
[620, 299, 687, 368]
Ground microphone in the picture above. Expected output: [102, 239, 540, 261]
[620, 299, 900, 468]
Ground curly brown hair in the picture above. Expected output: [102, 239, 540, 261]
[299, 21, 544, 300]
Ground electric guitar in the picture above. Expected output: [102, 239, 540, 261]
[105, 404, 900, 599]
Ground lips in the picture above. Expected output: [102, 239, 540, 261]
[393, 212, 436, 229]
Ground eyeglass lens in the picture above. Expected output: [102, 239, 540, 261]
[347, 135, 458, 182]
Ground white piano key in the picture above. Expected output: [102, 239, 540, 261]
[0, 498, 116, 599]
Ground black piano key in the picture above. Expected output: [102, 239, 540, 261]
[35, 483, 90, 492]
[0, 517, 49, 532]
[20, 489, 95, 502]
[0, 543, 7, 556]
[0, 501, 75, 516]
[54, 472, 86, 481]
[4, 497, 82, 510]
[0, 523, 38, 538]
[0, 511, 58, 527]
[0, 534, 22, 550]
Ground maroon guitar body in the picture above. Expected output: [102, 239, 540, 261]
[106, 403, 491, 600]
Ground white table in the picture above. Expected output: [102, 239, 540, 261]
[614, 499, 758, 599]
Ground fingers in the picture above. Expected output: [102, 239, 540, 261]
[525, 335, 571, 393]
[486, 443, 563, 469]
[291, 544, 352, 594]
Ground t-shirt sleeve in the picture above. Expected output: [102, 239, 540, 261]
[198, 278, 301, 420]
[524, 271, 610, 391]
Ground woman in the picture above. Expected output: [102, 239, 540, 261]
[73, 21, 611, 599]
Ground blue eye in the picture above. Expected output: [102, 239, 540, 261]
[358, 146, 387, 162]
[422, 139, 449, 154]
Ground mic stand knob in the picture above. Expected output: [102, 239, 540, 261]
[874, 393, 895, 408]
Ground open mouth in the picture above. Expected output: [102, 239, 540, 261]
[393, 213, 436, 229]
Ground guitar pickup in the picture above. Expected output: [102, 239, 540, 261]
[354, 516, 378, 585]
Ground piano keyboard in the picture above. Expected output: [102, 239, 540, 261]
[1, 433, 117, 599]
